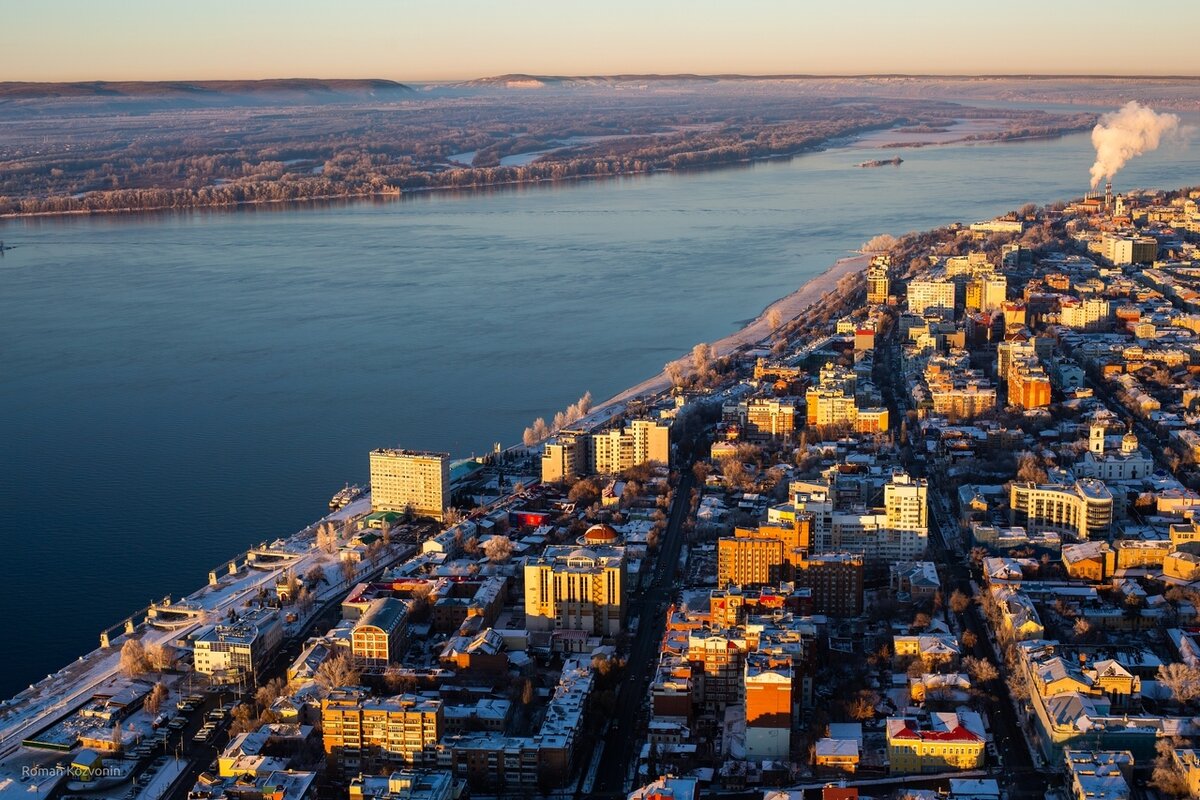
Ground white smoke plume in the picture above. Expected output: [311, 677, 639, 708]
[1089, 101, 1181, 189]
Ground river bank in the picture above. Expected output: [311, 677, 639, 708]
[0, 118, 1095, 221]
[593, 252, 869, 414]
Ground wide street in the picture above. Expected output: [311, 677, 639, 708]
[590, 452, 698, 796]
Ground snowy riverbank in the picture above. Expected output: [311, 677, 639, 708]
[592, 252, 869, 413]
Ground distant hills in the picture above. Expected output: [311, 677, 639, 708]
[0, 78, 412, 99]
[459, 72, 1200, 88]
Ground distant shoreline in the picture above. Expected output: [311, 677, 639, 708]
[0, 124, 1091, 223]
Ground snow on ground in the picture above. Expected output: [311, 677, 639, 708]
[0, 506, 387, 765]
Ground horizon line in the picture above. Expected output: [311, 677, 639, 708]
[7, 71, 1200, 86]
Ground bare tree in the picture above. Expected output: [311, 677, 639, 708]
[1157, 664, 1200, 707]
[691, 342, 712, 375]
[119, 638, 149, 678]
[483, 536, 515, 563]
[963, 656, 999, 684]
[316, 522, 339, 554]
[1151, 738, 1190, 797]
[144, 642, 174, 672]
[523, 417, 550, 445]
[861, 233, 898, 253]
[144, 682, 168, 715]
[767, 308, 783, 332]
[314, 652, 361, 690]
[665, 360, 685, 388]
[1015, 452, 1048, 484]
[949, 590, 971, 614]
[847, 690, 879, 721]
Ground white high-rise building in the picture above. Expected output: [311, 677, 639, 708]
[885, 471, 928, 532]
[907, 279, 956, 316]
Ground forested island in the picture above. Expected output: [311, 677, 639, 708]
[0, 76, 1100, 217]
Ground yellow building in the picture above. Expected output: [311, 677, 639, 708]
[744, 398, 799, 442]
[322, 688, 442, 772]
[907, 279, 956, 316]
[867, 255, 891, 305]
[856, 407, 890, 433]
[523, 544, 626, 636]
[590, 418, 671, 475]
[541, 430, 589, 483]
[351, 598, 409, 671]
[1010, 480, 1113, 540]
[886, 713, 986, 774]
[369, 448, 450, 521]
[1165, 550, 1200, 582]
[718, 535, 785, 588]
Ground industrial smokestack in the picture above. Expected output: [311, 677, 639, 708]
[1105, 181, 1112, 211]
[1089, 101, 1181, 190]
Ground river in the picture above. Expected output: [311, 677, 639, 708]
[1, 117, 1197, 698]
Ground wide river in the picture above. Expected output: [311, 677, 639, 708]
[2, 118, 1198, 698]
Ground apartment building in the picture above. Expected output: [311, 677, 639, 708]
[322, 689, 443, 772]
[194, 608, 283, 682]
[523, 544, 626, 636]
[907, 279, 957, 316]
[743, 653, 792, 760]
[867, 255, 891, 305]
[541, 418, 671, 483]
[1009, 479, 1113, 540]
[369, 449, 451, 521]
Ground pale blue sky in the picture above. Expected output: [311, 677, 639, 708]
[5, 0, 1199, 82]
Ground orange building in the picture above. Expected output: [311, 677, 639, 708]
[744, 653, 792, 760]
[718, 536, 784, 588]
[1008, 360, 1051, 408]
[718, 515, 814, 587]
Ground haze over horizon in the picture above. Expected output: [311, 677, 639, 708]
[7, 0, 1200, 83]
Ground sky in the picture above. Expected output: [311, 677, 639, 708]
[5, 0, 1200, 83]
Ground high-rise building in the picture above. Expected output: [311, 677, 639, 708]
[543, 418, 670, 482]
[744, 653, 792, 760]
[966, 275, 1006, 313]
[322, 689, 443, 772]
[718, 535, 784, 588]
[744, 397, 800, 442]
[591, 418, 671, 474]
[793, 553, 864, 616]
[884, 471, 927, 532]
[997, 338, 1037, 383]
[1060, 298, 1112, 331]
[1101, 232, 1157, 265]
[717, 516, 814, 588]
[907, 279, 956, 316]
[867, 255, 891, 305]
[1009, 479, 1113, 540]
[1008, 358, 1051, 409]
[541, 430, 589, 483]
[370, 449, 451, 521]
[523, 545, 626, 636]
[686, 628, 747, 711]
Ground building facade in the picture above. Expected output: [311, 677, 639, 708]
[524, 545, 626, 636]
[370, 449, 451, 521]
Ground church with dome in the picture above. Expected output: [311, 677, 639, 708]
[1075, 420, 1154, 482]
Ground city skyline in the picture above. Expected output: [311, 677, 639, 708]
[6, 0, 1200, 82]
